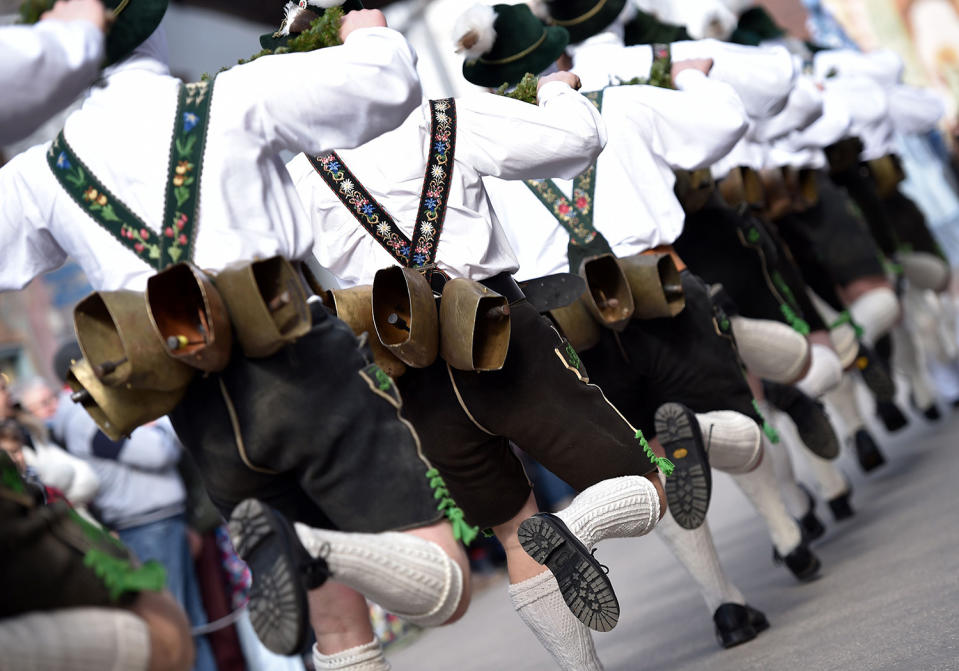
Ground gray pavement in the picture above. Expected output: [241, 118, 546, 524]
[387, 404, 959, 670]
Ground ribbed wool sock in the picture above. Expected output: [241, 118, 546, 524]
[730, 452, 802, 556]
[294, 527, 462, 627]
[823, 373, 865, 438]
[313, 639, 390, 670]
[795, 343, 843, 398]
[899, 251, 951, 292]
[759, 405, 811, 519]
[695, 410, 761, 473]
[893, 323, 937, 410]
[655, 511, 746, 613]
[553, 476, 660, 550]
[849, 287, 899, 347]
[804, 451, 848, 500]
[730, 315, 810, 383]
[508, 570, 604, 671]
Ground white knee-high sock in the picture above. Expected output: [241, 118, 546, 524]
[729, 452, 802, 555]
[294, 528, 462, 627]
[695, 410, 761, 473]
[804, 451, 848, 500]
[655, 512, 746, 613]
[823, 373, 865, 439]
[730, 316, 810, 383]
[849, 287, 900, 347]
[893, 322, 937, 410]
[757, 407, 810, 519]
[795, 343, 843, 398]
[313, 639, 390, 670]
[899, 251, 951, 292]
[509, 570, 604, 671]
[553, 475, 660, 550]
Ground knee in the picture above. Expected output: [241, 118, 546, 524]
[131, 591, 194, 671]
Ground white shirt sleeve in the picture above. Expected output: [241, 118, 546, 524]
[749, 77, 824, 143]
[221, 27, 422, 157]
[0, 148, 70, 291]
[0, 20, 104, 145]
[455, 83, 608, 181]
[672, 39, 797, 119]
[887, 85, 945, 135]
[813, 49, 903, 87]
[608, 72, 748, 170]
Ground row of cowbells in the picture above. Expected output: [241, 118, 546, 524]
[551, 252, 686, 353]
[70, 257, 312, 440]
[324, 267, 512, 378]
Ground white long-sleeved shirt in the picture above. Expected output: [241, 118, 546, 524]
[569, 32, 796, 120]
[488, 72, 749, 280]
[287, 82, 606, 287]
[0, 19, 105, 145]
[0, 26, 421, 293]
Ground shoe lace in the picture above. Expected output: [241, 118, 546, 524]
[591, 548, 610, 575]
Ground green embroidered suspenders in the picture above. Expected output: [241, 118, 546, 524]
[48, 79, 215, 270]
[308, 98, 457, 278]
[524, 90, 613, 272]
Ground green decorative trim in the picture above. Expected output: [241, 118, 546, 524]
[83, 550, 167, 601]
[426, 468, 478, 545]
[771, 271, 810, 335]
[635, 429, 674, 477]
[751, 399, 780, 444]
[372, 365, 392, 392]
[565, 343, 581, 370]
[829, 310, 864, 339]
[48, 79, 215, 271]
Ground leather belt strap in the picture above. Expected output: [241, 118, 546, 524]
[479, 272, 526, 304]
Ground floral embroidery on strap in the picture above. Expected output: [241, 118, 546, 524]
[47, 79, 215, 270]
[308, 99, 457, 271]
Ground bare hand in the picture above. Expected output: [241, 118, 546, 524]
[537, 71, 581, 92]
[671, 58, 714, 80]
[41, 0, 110, 34]
[339, 9, 387, 42]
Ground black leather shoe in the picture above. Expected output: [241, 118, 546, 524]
[854, 429, 886, 472]
[745, 604, 770, 633]
[828, 491, 855, 521]
[773, 543, 822, 582]
[856, 342, 897, 402]
[876, 400, 909, 432]
[797, 484, 826, 542]
[713, 604, 758, 649]
[762, 383, 840, 459]
[655, 402, 712, 530]
[229, 499, 329, 655]
[922, 404, 942, 421]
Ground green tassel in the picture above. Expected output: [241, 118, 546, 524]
[425, 468, 479, 546]
[751, 400, 780, 444]
[565, 343, 581, 370]
[779, 303, 810, 336]
[830, 310, 864, 339]
[83, 550, 166, 601]
[635, 430, 674, 477]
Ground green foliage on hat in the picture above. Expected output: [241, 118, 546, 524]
[19, 0, 50, 25]
[612, 56, 672, 89]
[203, 7, 344, 81]
[493, 72, 539, 105]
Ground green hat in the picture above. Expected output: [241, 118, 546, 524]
[20, 0, 168, 65]
[457, 3, 569, 89]
[729, 6, 785, 46]
[544, 0, 626, 45]
[259, 0, 364, 51]
[622, 9, 690, 46]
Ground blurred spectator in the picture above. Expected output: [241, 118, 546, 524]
[51, 392, 217, 671]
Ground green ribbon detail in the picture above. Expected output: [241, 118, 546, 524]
[751, 399, 780, 444]
[830, 310, 864, 339]
[426, 468, 478, 545]
[635, 429, 674, 477]
[83, 550, 167, 601]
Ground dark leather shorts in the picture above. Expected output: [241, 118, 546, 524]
[396, 301, 659, 530]
[580, 271, 763, 439]
[169, 302, 442, 534]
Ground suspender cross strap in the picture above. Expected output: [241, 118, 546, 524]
[524, 90, 612, 271]
[308, 98, 457, 273]
[47, 79, 215, 270]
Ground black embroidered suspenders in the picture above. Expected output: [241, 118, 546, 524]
[308, 98, 457, 274]
[523, 91, 613, 271]
[48, 79, 215, 270]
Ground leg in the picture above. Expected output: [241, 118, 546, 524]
[307, 581, 390, 671]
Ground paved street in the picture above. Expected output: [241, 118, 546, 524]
[388, 400, 959, 670]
